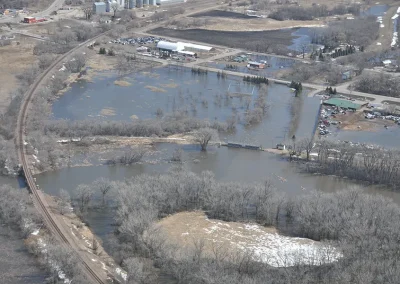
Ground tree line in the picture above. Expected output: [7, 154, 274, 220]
[354, 72, 400, 98]
[0, 185, 90, 283]
[304, 141, 400, 189]
[68, 169, 400, 284]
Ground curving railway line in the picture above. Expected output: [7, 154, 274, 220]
[16, 32, 109, 284]
[15, 1, 222, 283]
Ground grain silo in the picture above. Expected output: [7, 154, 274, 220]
[129, 0, 135, 8]
[149, 0, 156, 5]
[136, 0, 143, 7]
[143, 0, 149, 5]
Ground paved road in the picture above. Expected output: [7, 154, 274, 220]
[33, 0, 65, 18]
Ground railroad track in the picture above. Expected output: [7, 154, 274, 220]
[16, 31, 109, 284]
[15, 2, 222, 283]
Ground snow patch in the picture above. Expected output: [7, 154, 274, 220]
[115, 268, 127, 281]
[203, 219, 341, 267]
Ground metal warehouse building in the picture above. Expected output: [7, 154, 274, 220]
[93, 2, 106, 14]
[157, 40, 213, 53]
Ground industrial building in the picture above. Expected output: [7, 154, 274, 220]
[93, 2, 106, 14]
[157, 40, 213, 54]
[323, 98, 367, 111]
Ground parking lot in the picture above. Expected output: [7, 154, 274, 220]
[109, 36, 165, 46]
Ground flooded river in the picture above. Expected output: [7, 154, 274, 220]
[40, 67, 400, 252]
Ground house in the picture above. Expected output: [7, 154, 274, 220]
[247, 61, 265, 69]
[341, 71, 352, 80]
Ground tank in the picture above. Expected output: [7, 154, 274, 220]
[105, 0, 111, 12]
[149, 0, 156, 5]
[143, 0, 149, 5]
[156, 0, 161, 5]
[136, 0, 143, 8]
[129, 0, 135, 8]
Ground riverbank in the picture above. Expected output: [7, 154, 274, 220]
[25, 192, 126, 283]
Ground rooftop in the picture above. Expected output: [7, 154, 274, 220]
[323, 98, 366, 110]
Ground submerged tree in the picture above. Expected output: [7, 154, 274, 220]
[193, 128, 219, 151]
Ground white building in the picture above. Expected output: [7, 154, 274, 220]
[157, 40, 213, 53]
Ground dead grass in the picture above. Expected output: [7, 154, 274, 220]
[0, 37, 36, 111]
[201, 17, 325, 32]
[160, 82, 179, 88]
[114, 80, 132, 86]
[100, 107, 116, 116]
[145, 85, 167, 93]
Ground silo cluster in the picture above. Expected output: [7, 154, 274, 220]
[122, 0, 157, 9]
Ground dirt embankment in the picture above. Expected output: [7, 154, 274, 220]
[26, 193, 126, 282]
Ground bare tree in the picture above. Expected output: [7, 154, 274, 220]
[111, 1, 119, 18]
[82, 1, 93, 21]
[74, 184, 94, 212]
[93, 177, 112, 206]
[58, 188, 71, 215]
[297, 138, 314, 161]
[193, 128, 219, 151]
[116, 54, 137, 74]
[65, 53, 86, 73]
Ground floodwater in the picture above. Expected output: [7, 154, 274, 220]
[0, 176, 47, 283]
[35, 143, 400, 240]
[202, 55, 296, 78]
[361, 4, 389, 17]
[325, 126, 400, 149]
[52, 67, 320, 146]
[0, 226, 47, 284]
[43, 67, 400, 257]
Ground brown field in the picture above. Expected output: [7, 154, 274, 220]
[149, 27, 295, 50]
[0, 36, 36, 111]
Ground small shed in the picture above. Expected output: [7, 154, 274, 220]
[93, 2, 106, 14]
[323, 98, 366, 110]
[276, 143, 286, 150]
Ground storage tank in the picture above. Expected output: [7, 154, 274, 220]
[143, 0, 149, 5]
[149, 0, 156, 5]
[106, 0, 111, 12]
[136, 0, 143, 7]
[129, 0, 135, 8]
[156, 0, 161, 5]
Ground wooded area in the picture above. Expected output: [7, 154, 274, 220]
[68, 169, 400, 284]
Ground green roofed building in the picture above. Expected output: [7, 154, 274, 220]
[323, 98, 366, 110]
